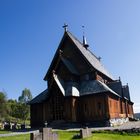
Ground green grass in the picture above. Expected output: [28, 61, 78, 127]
[58, 131, 79, 140]
[0, 131, 140, 140]
[86, 133, 140, 140]
[58, 131, 140, 140]
[0, 134, 29, 140]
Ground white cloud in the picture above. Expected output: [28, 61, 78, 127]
[134, 103, 140, 113]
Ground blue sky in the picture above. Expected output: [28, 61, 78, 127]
[0, 0, 140, 113]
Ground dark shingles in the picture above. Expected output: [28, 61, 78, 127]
[28, 89, 48, 104]
[61, 57, 79, 75]
[107, 80, 123, 97]
[67, 31, 113, 80]
[122, 85, 130, 100]
[80, 80, 120, 97]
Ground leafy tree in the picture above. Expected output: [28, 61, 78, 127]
[0, 92, 7, 121]
[16, 103, 29, 122]
[7, 99, 18, 119]
[17, 88, 32, 123]
[18, 88, 32, 103]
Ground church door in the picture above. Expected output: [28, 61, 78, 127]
[52, 91, 64, 120]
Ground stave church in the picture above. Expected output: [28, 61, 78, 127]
[29, 26, 134, 128]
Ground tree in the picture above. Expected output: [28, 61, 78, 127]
[18, 88, 32, 103]
[7, 99, 18, 119]
[0, 92, 7, 121]
[18, 88, 32, 123]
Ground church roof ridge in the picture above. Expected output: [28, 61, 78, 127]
[66, 31, 114, 80]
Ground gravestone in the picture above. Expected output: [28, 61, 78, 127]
[30, 128, 58, 140]
[80, 127, 92, 138]
[30, 131, 42, 140]
[4, 122, 10, 130]
[21, 124, 25, 129]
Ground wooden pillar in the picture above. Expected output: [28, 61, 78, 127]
[125, 100, 128, 117]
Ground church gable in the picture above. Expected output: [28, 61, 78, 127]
[55, 59, 77, 81]
[61, 37, 92, 74]
[44, 32, 93, 81]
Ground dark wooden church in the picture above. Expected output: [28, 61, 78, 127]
[29, 26, 134, 128]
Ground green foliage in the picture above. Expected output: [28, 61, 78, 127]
[15, 103, 30, 121]
[16, 88, 32, 123]
[0, 88, 32, 124]
[7, 99, 17, 118]
[18, 88, 32, 103]
[0, 92, 8, 121]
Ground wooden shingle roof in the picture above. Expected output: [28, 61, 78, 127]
[66, 31, 113, 79]
[80, 80, 120, 97]
[29, 89, 48, 104]
[44, 30, 113, 80]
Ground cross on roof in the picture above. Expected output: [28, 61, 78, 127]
[63, 24, 68, 32]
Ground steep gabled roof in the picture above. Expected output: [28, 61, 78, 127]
[66, 31, 113, 80]
[44, 31, 113, 80]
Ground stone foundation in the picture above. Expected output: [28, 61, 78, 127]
[109, 117, 129, 126]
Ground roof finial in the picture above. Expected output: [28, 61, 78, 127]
[82, 25, 89, 49]
[98, 56, 102, 61]
[119, 76, 121, 81]
[63, 23, 68, 32]
[82, 25, 85, 36]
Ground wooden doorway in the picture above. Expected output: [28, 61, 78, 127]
[52, 91, 64, 120]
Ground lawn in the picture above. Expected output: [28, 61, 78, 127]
[0, 131, 140, 140]
[87, 133, 140, 140]
[58, 131, 140, 140]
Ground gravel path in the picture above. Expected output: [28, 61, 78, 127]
[67, 121, 140, 131]
[0, 130, 38, 137]
[92, 121, 140, 131]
